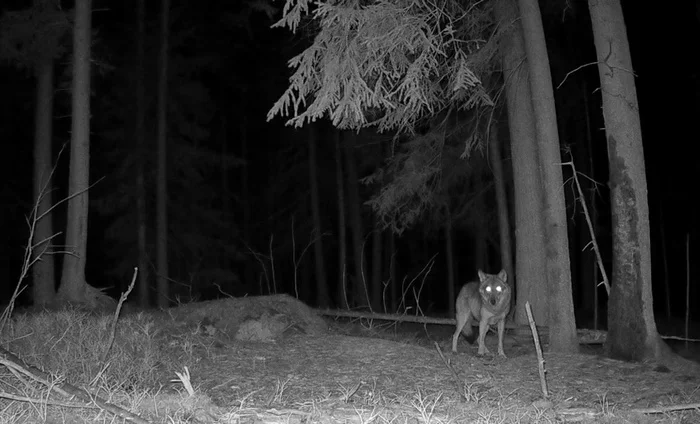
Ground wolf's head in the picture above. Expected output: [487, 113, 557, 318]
[478, 269, 510, 308]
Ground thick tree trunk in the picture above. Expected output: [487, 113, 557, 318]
[517, 0, 578, 352]
[59, 0, 92, 303]
[335, 131, 348, 308]
[307, 125, 330, 307]
[489, 123, 514, 294]
[496, 0, 548, 326]
[155, 0, 170, 308]
[32, 47, 56, 307]
[588, 0, 670, 363]
[135, 0, 149, 307]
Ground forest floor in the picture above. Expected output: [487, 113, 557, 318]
[1, 294, 699, 423]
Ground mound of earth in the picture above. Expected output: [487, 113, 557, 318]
[163, 294, 328, 342]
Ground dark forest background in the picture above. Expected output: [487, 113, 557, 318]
[1, 0, 698, 330]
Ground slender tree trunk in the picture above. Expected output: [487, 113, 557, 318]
[335, 131, 348, 308]
[387, 229, 397, 312]
[496, 0, 548, 326]
[307, 125, 330, 307]
[589, 0, 671, 363]
[241, 116, 254, 291]
[155, 0, 170, 308]
[472, 176, 487, 271]
[371, 226, 382, 311]
[444, 211, 455, 316]
[489, 123, 514, 291]
[344, 132, 367, 307]
[32, 38, 56, 307]
[659, 206, 671, 320]
[59, 0, 91, 303]
[135, 0, 149, 307]
[518, 0, 578, 351]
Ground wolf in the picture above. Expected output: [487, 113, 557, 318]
[451, 269, 511, 358]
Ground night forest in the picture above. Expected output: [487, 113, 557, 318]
[1, 0, 698, 348]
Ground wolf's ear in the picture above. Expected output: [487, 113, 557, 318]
[477, 269, 486, 281]
[497, 269, 507, 283]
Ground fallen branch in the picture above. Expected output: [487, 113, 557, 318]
[0, 347, 151, 424]
[433, 341, 466, 402]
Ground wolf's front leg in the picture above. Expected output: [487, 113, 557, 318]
[477, 319, 491, 355]
[497, 318, 507, 358]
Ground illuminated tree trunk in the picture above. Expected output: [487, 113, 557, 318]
[495, 0, 548, 326]
[518, 0, 578, 352]
[59, 0, 92, 303]
[32, 15, 56, 306]
[588, 0, 671, 363]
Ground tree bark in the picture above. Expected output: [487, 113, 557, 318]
[496, 0, 548, 326]
[155, 0, 170, 308]
[32, 39, 56, 307]
[344, 132, 368, 307]
[517, 0, 578, 352]
[335, 131, 348, 308]
[59, 0, 92, 303]
[307, 125, 330, 307]
[488, 123, 514, 295]
[135, 0, 149, 308]
[371, 226, 382, 311]
[444, 211, 455, 316]
[588, 0, 669, 363]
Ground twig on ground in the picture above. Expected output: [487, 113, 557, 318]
[0, 347, 151, 424]
[433, 341, 466, 402]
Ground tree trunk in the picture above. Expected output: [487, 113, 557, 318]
[32, 40, 56, 307]
[241, 116, 255, 292]
[488, 123, 514, 294]
[155, 0, 170, 308]
[335, 131, 348, 308]
[135, 0, 149, 308]
[344, 132, 368, 307]
[496, 0, 548, 326]
[472, 175, 488, 271]
[444, 211, 455, 316]
[518, 0, 578, 352]
[387, 229, 397, 312]
[307, 125, 330, 307]
[371, 226, 382, 311]
[58, 0, 92, 303]
[588, 0, 670, 363]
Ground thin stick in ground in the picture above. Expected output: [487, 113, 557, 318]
[101, 267, 138, 363]
[433, 341, 466, 402]
[526, 301, 548, 400]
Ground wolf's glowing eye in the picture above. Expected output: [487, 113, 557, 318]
[496, 286, 502, 292]
[485, 287, 492, 293]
